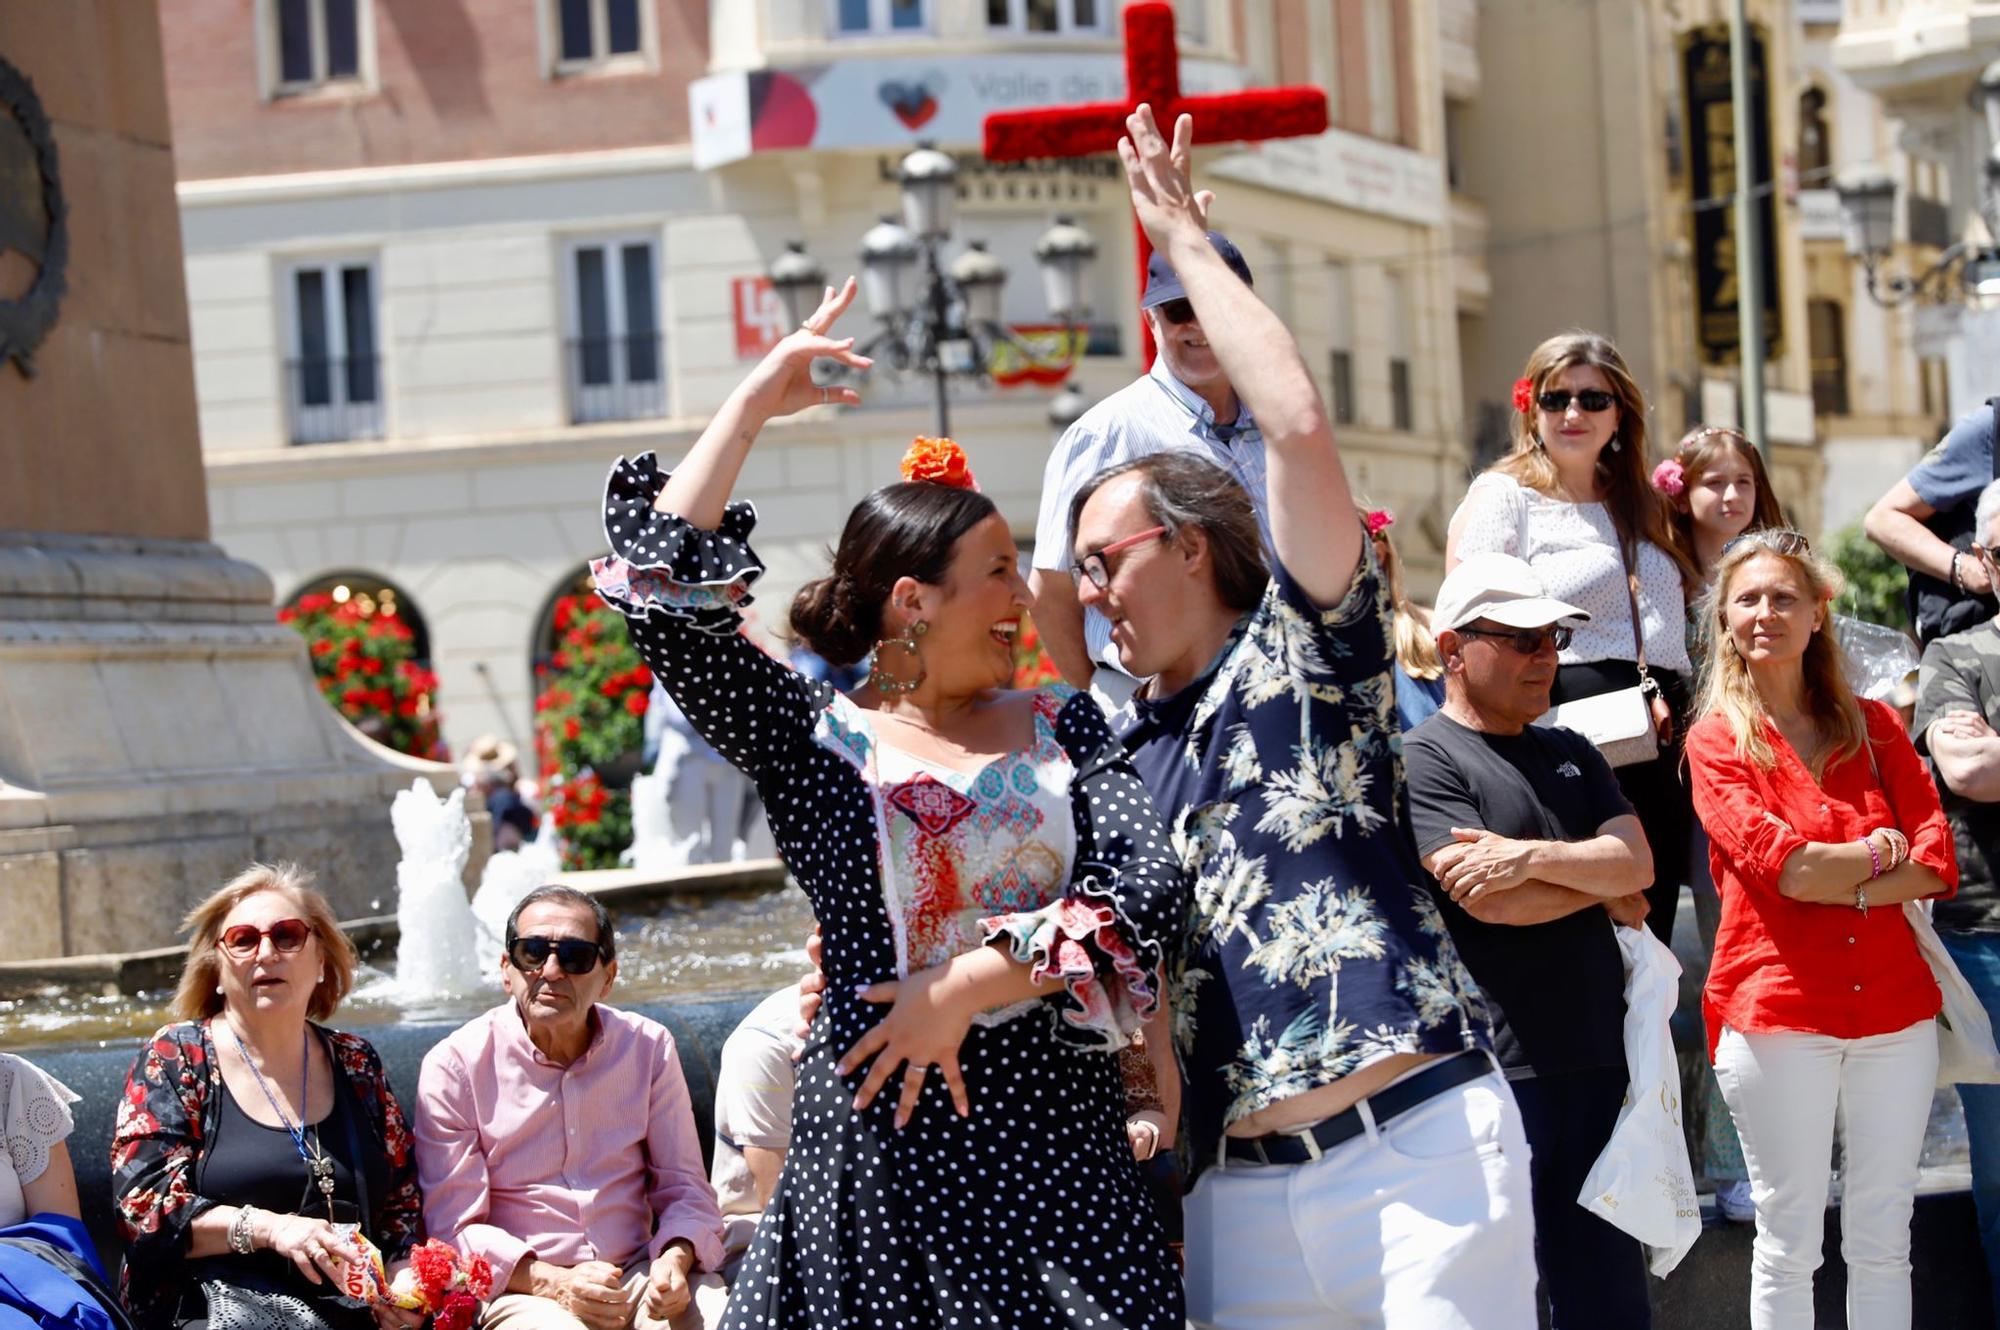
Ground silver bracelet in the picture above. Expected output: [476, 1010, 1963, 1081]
[228, 1206, 258, 1256]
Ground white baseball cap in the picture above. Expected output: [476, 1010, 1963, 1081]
[1432, 552, 1592, 633]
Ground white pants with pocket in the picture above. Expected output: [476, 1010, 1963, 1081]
[1182, 1068, 1538, 1329]
[1713, 1019, 1939, 1330]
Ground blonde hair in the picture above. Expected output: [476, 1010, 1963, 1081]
[1663, 425, 1788, 574]
[1496, 330, 1700, 593]
[173, 863, 356, 1023]
[1694, 532, 1868, 778]
[1366, 513, 1442, 680]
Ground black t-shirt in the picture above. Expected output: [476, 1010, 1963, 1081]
[1403, 712, 1632, 1079]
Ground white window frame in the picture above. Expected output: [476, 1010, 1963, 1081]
[563, 234, 666, 424]
[828, 0, 933, 37]
[538, 0, 658, 77]
[985, 0, 1111, 36]
[282, 256, 384, 445]
[257, 0, 376, 100]
[1365, 0, 1399, 141]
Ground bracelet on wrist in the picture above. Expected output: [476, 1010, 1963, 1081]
[1952, 551, 1966, 593]
[1856, 881, 1870, 916]
[1863, 835, 1883, 880]
[228, 1206, 258, 1256]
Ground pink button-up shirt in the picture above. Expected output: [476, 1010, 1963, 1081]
[412, 1002, 726, 1290]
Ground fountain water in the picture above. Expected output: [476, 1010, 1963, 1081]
[388, 778, 484, 1000]
[469, 818, 561, 974]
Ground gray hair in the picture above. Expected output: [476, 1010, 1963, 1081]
[1977, 477, 2000, 549]
[1067, 452, 1268, 611]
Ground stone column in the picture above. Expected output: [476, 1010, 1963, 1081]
[0, 0, 461, 957]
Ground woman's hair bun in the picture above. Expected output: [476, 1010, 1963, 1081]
[789, 574, 876, 667]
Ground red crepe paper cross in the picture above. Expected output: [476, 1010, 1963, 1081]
[982, 1, 1329, 367]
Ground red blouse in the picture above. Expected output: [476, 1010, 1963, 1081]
[1687, 699, 1958, 1062]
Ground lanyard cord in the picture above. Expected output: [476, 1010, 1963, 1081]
[226, 1021, 337, 1219]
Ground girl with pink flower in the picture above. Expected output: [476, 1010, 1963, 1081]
[1656, 426, 1788, 585]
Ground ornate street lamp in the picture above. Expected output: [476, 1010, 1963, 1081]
[770, 143, 1096, 436]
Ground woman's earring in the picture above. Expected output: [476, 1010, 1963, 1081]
[871, 619, 928, 696]
[214, 984, 225, 995]
[1609, 434, 1623, 453]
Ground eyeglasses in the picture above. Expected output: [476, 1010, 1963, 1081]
[1154, 298, 1197, 326]
[220, 918, 312, 959]
[1071, 525, 1169, 590]
[1536, 389, 1616, 414]
[1456, 624, 1574, 655]
[507, 935, 609, 976]
[1721, 529, 1810, 559]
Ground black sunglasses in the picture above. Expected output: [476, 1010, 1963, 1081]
[1456, 624, 1573, 655]
[506, 935, 609, 976]
[1721, 529, 1810, 559]
[1536, 389, 1616, 414]
[1154, 298, 1197, 326]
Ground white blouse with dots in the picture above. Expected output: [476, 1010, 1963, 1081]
[0, 1054, 78, 1228]
[1452, 472, 1692, 674]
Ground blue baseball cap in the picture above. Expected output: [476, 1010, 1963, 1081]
[1141, 231, 1254, 309]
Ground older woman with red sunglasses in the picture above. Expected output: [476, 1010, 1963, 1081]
[111, 863, 425, 1330]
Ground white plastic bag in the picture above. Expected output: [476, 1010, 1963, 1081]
[1904, 900, 2000, 1086]
[1578, 924, 1701, 1277]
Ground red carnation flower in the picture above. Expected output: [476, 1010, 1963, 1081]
[1511, 376, 1536, 413]
[410, 1240, 456, 1302]
[464, 1258, 494, 1301]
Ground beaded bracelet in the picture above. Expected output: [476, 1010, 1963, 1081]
[1863, 835, 1883, 880]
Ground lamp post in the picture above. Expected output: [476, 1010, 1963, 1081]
[1835, 62, 2000, 308]
[767, 143, 1097, 438]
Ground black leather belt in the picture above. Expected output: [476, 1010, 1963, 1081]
[1222, 1050, 1492, 1168]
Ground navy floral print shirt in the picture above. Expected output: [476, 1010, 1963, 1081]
[1117, 548, 1491, 1169]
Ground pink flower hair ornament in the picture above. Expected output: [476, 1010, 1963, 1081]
[1364, 508, 1396, 539]
[1651, 458, 1686, 498]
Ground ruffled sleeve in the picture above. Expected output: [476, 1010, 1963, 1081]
[1450, 472, 1527, 560]
[1688, 715, 1808, 899]
[591, 453, 825, 781]
[1, 1054, 77, 1188]
[979, 691, 1183, 1051]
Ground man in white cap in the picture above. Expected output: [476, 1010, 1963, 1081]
[1403, 550, 1655, 1327]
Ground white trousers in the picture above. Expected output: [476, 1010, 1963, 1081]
[1713, 1020, 1939, 1330]
[1183, 1070, 1538, 1330]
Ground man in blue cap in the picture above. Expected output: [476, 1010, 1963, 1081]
[1029, 228, 1270, 708]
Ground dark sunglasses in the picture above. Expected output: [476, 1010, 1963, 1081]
[1536, 389, 1616, 414]
[1154, 298, 1197, 326]
[220, 918, 311, 959]
[1721, 528, 1810, 559]
[507, 935, 609, 976]
[1457, 624, 1574, 655]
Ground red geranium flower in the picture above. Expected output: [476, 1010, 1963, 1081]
[1512, 376, 1536, 413]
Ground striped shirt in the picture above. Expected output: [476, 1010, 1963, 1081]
[1032, 356, 1271, 671]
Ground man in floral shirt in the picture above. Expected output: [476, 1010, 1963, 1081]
[1066, 106, 1533, 1329]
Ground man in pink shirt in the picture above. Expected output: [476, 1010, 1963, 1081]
[414, 887, 727, 1330]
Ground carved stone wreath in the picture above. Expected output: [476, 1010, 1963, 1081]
[0, 56, 67, 379]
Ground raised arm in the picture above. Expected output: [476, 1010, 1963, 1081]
[1116, 106, 1361, 605]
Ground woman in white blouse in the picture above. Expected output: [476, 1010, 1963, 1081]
[1446, 330, 1701, 942]
[0, 1052, 82, 1228]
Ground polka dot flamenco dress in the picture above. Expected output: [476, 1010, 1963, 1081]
[592, 455, 1187, 1330]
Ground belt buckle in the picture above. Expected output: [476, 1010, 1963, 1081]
[1295, 1128, 1324, 1162]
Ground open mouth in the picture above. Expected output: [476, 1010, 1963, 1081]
[251, 975, 285, 988]
[989, 619, 1019, 647]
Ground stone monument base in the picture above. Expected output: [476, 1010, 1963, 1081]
[0, 532, 467, 957]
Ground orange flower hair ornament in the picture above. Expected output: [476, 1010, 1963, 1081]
[901, 436, 980, 492]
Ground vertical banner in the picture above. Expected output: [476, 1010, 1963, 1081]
[1682, 24, 1783, 362]
[732, 276, 784, 361]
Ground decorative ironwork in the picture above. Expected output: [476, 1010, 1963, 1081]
[0, 56, 68, 379]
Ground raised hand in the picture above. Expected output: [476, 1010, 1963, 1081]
[738, 276, 874, 422]
[1116, 104, 1209, 253]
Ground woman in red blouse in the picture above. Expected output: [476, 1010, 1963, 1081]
[1687, 529, 1956, 1330]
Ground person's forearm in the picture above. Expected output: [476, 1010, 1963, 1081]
[1775, 839, 1878, 900]
[1464, 881, 1600, 926]
[1524, 834, 1652, 897]
[654, 385, 773, 528]
[1027, 570, 1099, 687]
[1790, 856, 1948, 907]
[185, 1205, 240, 1259]
[945, 944, 1055, 1012]
[1931, 731, 2000, 802]
[1864, 501, 1956, 581]
[1159, 230, 1324, 448]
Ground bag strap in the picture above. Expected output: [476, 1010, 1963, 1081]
[1618, 539, 1653, 689]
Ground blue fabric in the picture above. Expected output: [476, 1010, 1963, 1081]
[1118, 550, 1490, 1176]
[1392, 664, 1443, 732]
[1906, 405, 1996, 512]
[1939, 928, 2000, 1325]
[0, 1215, 117, 1330]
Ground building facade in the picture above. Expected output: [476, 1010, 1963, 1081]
[167, 0, 1475, 760]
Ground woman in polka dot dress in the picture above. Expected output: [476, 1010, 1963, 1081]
[590, 277, 1187, 1330]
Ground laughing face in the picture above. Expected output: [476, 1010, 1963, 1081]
[891, 512, 1031, 695]
[1148, 305, 1226, 396]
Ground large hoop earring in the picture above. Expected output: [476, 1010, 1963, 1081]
[871, 620, 928, 696]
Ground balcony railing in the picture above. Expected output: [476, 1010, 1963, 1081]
[286, 356, 384, 445]
[568, 333, 666, 424]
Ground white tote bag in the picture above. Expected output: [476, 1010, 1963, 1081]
[1578, 924, 1702, 1277]
[1903, 899, 2000, 1087]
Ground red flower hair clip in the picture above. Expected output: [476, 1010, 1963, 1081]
[900, 436, 979, 491]
[1511, 377, 1536, 414]
[1364, 508, 1396, 538]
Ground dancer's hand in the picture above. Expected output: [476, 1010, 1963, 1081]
[1116, 105, 1214, 253]
[838, 964, 975, 1129]
[738, 277, 872, 421]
